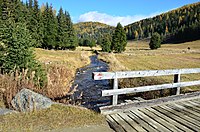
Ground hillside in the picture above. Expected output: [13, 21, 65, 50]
[74, 22, 115, 41]
[124, 2, 200, 43]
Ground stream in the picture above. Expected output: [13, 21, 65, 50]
[72, 55, 111, 110]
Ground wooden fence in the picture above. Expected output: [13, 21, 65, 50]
[93, 68, 200, 105]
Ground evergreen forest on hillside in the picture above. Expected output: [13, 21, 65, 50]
[124, 2, 200, 43]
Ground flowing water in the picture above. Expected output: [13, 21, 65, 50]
[72, 55, 111, 110]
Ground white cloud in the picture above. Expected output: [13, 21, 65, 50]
[77, 11, 162, 26]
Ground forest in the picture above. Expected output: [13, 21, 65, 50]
[74, 22, 114, 46]
[0, 0, 77, 50]
[124, 2, 200, 43]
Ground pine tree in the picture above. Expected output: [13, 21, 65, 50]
[42, 3, 57, 49]
[57, 7, 68, 49]
[65, 11, 77, 50]
[31, 0, 43, 47]
[101, 37, 111, 52]
[111, 23, 127, 53]
[0, 22, 47, 87]
[149, 32, 161, 50]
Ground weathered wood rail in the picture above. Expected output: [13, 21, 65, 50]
[93, 68, 200, 106]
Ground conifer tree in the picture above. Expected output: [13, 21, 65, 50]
[111, 23, 127, 53]
[149, 32, 161, 50]
[42, 3, 57, 49]
[101, 37, 111, 52]
[65, 11, 77, 50]
[57, 7, 68, 49]
[0, 22, 46, 87]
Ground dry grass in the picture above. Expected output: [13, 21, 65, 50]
[0, 104, 106, 131]
[0, 48, 92, 108]
[99, 40, 200, 95]
[34, 48, 92, 101]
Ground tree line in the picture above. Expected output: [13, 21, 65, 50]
[0, 0, 77, 50]
[0, 0, 77, 87]
[124, 2, 200, 43]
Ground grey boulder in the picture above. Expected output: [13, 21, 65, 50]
[11, 88, 53, 112]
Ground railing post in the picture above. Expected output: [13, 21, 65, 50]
[112, 72, 118, 105]
[174, 74, 181, 95]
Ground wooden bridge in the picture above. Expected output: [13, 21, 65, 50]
[93, 68, 200, 131]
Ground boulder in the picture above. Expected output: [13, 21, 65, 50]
[11, 88, 53, 112]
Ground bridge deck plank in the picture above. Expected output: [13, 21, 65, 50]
[106, 98, 200, 132]
[140, 108, 182, 131]
[110, 114, 136, 132]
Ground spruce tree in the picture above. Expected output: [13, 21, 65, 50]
[111, 23, 127, 53]
[42, 3, 57, 49]
[101, 37, 111, 52]
[32, 0, 43, 47]
[57, 7, 68, 49]
[65, 11, 78, 50]
[149, 32, 161, 50]
[1, 22, 46, 87]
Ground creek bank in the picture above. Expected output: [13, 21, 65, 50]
[72, 55, 111, 110]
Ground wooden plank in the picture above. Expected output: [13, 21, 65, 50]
[106, 115, 125, 132]
[160, 105, 200, 127]
[100, 91, 200, 114]
[110, 114, 136, 132]
[183, 101, 200, 110]
[131, 109, 171, 131]
[166, 103, 200, 121]
[102, 81, 200, 96]
[177, 102, 200, 113]
[155, 106, 200, 131]
[171, 103, 200, 117]
[191, 99, 200, 104]
[112, 74, 118, 105]
[117, 112, 147, 132]
[187, 100, 200, 107]
[126, 111, 158, 132]
[139, 108, 182, 131]
[145, 107, 193, 132]
[93, 68, 200, 80]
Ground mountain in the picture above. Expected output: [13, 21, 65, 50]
[124, 2, 200, 43]
[74, 22, 115, 41]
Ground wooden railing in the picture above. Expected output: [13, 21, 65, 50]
[93, 68, 200, 105]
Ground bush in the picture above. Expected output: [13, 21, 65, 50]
[149, 32, 161, 50]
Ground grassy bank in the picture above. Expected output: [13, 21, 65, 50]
[0, 104, 106, 131]
[0, 48, 107, 131]
[99, 40, 200, 95]
[0, 48, 92, 107]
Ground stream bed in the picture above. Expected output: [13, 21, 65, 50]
[72, 55, 111, 110]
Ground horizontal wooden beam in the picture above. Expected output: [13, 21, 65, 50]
[100, 91, 200, 115]
[93, 68, 200, 80]
[102, 80, 200, 96]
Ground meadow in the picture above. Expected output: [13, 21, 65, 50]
[0, 40, 200, 131]
[99, 40, 200, 94]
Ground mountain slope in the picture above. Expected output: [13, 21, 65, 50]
[74, 22, 114, 40]
[124, 2, 200, 43]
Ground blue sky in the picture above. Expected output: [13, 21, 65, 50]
[30, 0, 199, 26]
